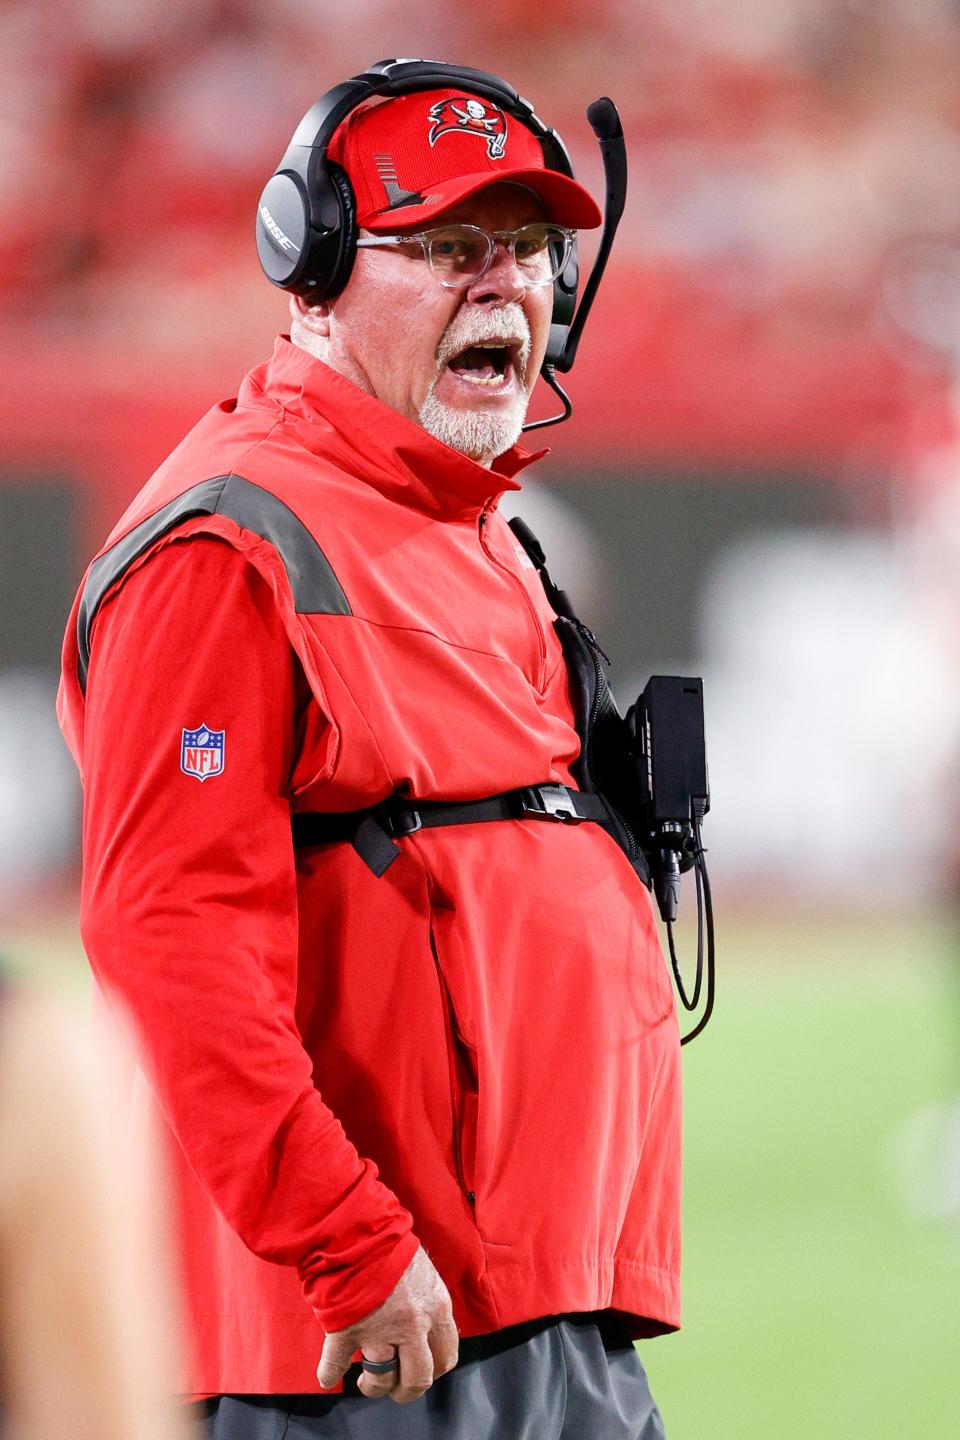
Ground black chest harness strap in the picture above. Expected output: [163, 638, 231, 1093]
[292, 783, 611, 878]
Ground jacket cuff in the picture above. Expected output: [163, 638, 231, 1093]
[301, 1229, 422, 1334]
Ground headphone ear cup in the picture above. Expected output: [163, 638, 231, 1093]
[256, 172, 312, 289]
[323, 162, 359, 298]
[546, 237, 579, 366]
[293, 161, 358, 301]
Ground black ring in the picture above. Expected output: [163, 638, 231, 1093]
[361, 1355, 400, 1374]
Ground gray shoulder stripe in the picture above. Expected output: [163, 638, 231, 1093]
[77, 473, 351, 691]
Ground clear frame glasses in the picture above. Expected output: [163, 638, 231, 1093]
[355, 222, 575, 289]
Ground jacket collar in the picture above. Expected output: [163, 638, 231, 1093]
[240, 335, 548, 518]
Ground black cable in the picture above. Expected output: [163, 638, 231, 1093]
[521, 365, 573, 433]
[680, 817, 715, 1045]
[666, 902, 702, 1012]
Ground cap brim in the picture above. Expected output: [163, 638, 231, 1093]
[359, 166, 602, 232]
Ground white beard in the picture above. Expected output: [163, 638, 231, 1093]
[417, 303, 532, 465]
[417, 391, 527, 465]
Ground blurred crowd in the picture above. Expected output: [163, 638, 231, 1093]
[5, 0, 960, 909]
[5, 0, 960, 461]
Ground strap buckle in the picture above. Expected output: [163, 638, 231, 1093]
[381, 805, 423, 838]
[519, 784, 584, 823]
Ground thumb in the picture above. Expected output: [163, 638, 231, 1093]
[316, 1331, 355, 1390]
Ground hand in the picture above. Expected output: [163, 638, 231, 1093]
[316, 1245, 459, 1404]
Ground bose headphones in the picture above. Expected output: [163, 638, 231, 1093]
[255, 58, 627, 423]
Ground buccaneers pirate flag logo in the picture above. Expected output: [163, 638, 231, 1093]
[427, 97, 508, 160]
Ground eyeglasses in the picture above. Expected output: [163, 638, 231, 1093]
[355, 222, 575, 289]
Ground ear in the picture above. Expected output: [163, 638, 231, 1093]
[289, 292, 331, 337]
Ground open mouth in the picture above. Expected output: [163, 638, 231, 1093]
[445, 340, 520, 389]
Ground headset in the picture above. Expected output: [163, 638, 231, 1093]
[255, 58, 628, 429]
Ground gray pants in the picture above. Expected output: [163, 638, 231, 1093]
[194, 1313, 666, 1439]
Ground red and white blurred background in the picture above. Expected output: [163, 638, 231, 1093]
[5, 0, 960, 919]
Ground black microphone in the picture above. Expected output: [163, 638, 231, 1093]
[556, 97, 628, 372]
[523, 96, 628, 431]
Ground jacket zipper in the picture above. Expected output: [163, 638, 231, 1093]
[429, 922, 477, 1209]
[578, 619, 609, 737]
[479, 507, 548, 690]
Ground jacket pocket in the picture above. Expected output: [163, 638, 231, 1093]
[429, 920, 479, 1207]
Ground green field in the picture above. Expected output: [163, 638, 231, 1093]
[4, 911, 959, 1437]
[643, 913, 960, 1439]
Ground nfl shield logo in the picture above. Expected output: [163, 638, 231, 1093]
[180, 723, 225, 782]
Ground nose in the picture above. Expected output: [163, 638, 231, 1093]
[465, 238, 527, 306]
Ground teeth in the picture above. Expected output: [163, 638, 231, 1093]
[450, 341, 517, 354]
[457, 372, 507, 386]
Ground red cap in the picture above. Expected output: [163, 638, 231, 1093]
[328, 88, 602, 232]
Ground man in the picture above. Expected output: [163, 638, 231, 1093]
[0, 981, 191, 1440]
[58, 71, 679, 1439]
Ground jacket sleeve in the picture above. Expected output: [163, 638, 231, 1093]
[78, 533, 420, 1333]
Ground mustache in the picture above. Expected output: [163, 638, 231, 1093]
[435, 303, 532, 380]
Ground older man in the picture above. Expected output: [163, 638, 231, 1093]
[58, 65, 678, 1440]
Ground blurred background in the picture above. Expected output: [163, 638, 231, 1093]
[3, 0, 960, 1434]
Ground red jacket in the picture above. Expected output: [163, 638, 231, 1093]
[58, 335, 681, 1396]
